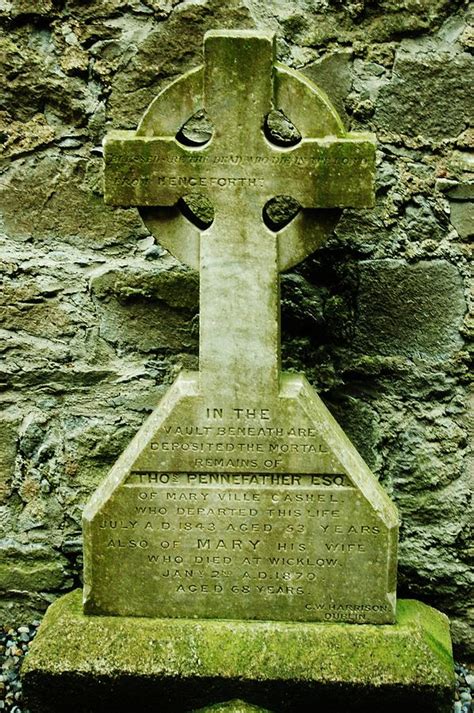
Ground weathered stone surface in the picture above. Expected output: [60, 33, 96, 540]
[375, 42, 474, 140]
[252, 0, 458, 50]
[2, 31, 98, 125]
[0, 541, 71, 592]
[0, 414, 19, 504]
[107, 0, 253, 128]
[441, 181, 474, 200]
[354, 259, 465, 359]
[90, 266, 199, 353]
[0, 111, 56, 160]
[83, 30, 397, 624]
[1, 278, 81, 340]
[450, 201, 474, 238]
[302, 51, 352, 129]
[22, 591, 455, 713]
[2, 155, 145, 250]
[90, 266, 199, 308]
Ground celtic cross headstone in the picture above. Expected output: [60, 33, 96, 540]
[83, 30, 399, 623]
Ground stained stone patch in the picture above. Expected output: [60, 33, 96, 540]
[450, 200, 474, 238]
[354, 259, 465, 358]
[264, 109, 302, 146]
[375, 46, 474, 140]
[179, 193, 215, 229]
[263, 195, 301, 231]
[177, 110, 214, 146]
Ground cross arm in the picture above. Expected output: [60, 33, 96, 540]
[270, 133, 377, 209]
[104, 130, 376, 211]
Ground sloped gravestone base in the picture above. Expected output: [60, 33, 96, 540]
[22, 591, 454, 713]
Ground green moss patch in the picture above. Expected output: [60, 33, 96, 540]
[22, 591, 454, 713]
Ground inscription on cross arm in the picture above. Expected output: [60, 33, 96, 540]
[105, 132, 374, 208]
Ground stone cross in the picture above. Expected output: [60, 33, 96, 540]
[86, 29, 398, 624]
[104, 30, 375, 400]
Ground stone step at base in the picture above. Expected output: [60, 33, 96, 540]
[22, 590, 454, 713]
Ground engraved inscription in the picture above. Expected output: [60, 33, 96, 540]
[114, 175, 267, 190]
[154, 176, 265, 188]
[93, 470, 392, 622]
[145, 409, 341, 473]
[126, 472, 349, 487]
[106, 151, 366, 169]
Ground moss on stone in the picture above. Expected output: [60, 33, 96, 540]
[193, 701, 272, 713]
[22, 591, 455, 713]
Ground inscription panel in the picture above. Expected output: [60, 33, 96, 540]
[84, 380, 397, 622]
[92, 472, 392, 622]
[92, 471, 392, 622]
[84, 379, 397, 622]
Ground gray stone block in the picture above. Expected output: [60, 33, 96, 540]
[354, 259, 465, 358]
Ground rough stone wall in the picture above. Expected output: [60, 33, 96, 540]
[1, 0, 472, 657]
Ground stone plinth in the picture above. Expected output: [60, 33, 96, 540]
[22, 590, 454, 713]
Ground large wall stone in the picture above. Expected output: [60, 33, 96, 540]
[0, 0, 472, 658]
[354, 259, 465, 358]
[375, 29, 474, 140]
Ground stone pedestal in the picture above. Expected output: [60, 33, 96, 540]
[83, 373, 398, 625]
[22, 590, 454, 713]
